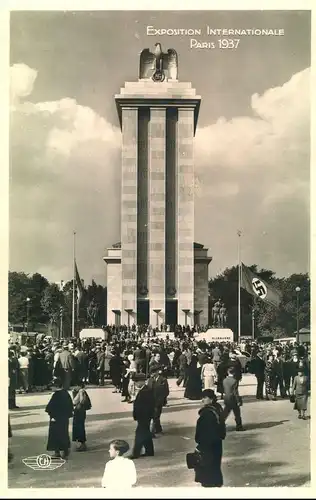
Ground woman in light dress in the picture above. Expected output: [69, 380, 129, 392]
[291, 365, 309, 420]
[201, 357, 217, 390]
[127, 354, 137, 403]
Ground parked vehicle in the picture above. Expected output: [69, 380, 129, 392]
[231, 349, 251, 372]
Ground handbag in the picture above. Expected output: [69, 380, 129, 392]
[75, 390, 92, 411]
[290, 394, 295, 403]
[237, 395, 243, 407]
[186, 449, 202, 470]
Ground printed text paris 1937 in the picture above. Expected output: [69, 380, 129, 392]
[146, 26, 285, 50]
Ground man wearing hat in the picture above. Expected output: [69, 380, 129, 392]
[222, 366, 243, 431]
[9, 350, 19, 409]
[57, 343, 75, 390]
[148, 352, 162, 376]
[131, 374, 155, 459]
[251, 351, 266, 400]
[228, 352, 242, 388]
[147, 367, 169, 436]
[96, 346, 105, 386]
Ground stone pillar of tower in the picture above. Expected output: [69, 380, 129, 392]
[120, 107, 138, 326]
[148, 107, 166, 327]
[177, 108, 195, 326]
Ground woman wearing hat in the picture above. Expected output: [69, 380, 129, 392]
[291, 365, 309, 420]
[184, 355, 202, 401]
[45, 378, 73, 459]
[201, 357, 217, 391]
[193, 389, 226, 487]
[264, 353, 277, 401]
[127, 354, 137, 403]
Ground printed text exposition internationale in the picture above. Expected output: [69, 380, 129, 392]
[147, 26, 285, 36]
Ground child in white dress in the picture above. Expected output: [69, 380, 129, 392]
[101, 439, 137, 489]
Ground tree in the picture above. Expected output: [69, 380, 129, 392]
[208, 265, 310, 339]
[29, 273, 50, 324]
[41, 283, 64, 337]
[209, 265, 260, 337]
[8, 271, 49, 328]
[8, 272, 31, 325]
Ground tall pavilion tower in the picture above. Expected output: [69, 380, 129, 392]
[104, 44, 212, 328]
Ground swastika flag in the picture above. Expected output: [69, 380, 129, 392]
[240, 263, 282, 307]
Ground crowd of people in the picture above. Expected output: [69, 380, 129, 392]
[8, 328, 310, 487]
[8, 330, 310, 407]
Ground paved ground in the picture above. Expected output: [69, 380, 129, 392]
[8, 374, 310, 488]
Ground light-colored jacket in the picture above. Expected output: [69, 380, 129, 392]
[201, 362, 217, 380]
[201, 363, 217, 389]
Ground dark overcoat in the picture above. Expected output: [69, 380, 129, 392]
[46, 389, 73, 452]
[194, 403, 226, 487]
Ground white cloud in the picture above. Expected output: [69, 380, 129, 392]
[9, 64, 310, 284]
[10, 64, 121, 284]
[194, 67, 310, 277]
[10, 63, 38, 104]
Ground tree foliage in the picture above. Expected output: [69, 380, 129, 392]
[41, 283, 64, 336]
[8, 271, 107, 337]
[8, 271, 49, 327]
[209, 266, 310, 338]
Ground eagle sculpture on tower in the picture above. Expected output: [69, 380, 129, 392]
[139, 43, 178, 81]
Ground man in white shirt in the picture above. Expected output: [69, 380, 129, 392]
[101, 439, 137, 489]
[18, 353, 29, 392]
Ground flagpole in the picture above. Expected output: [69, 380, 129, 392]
[237, 230, 242, 343]
[72, 231, 76, 338]
[252, 297, 255, 340]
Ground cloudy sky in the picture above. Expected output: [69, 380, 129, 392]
[9, 10, 311, 285]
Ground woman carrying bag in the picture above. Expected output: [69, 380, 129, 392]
[72, 383, 92, 452]
[187, 389, 226, 488]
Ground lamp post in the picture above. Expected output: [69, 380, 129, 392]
[26, 297, 31, 337]
[60, 306, 63, 340]
[295, 286, 301, 339]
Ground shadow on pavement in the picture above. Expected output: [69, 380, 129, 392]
[242, 419, 290, 431]
[223, 455, 310, 487]
[8, 418, 310, 489]
[11, 402, 202, 432]
[9, 412, 34, 420]
[12, 404, 48, 411]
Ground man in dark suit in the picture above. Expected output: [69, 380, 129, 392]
[96, 347, 105, 386]
[75, 348, 88, 384]
[252, 351, 266, 399]
[228, 353, 243, 387]
[9, 350, 19, 409]
[273, 352, 286, 398]
[176, 351, 188, 387]
[147, 368, 169, 436]
[133, 345, 142, 373]
[222, 367, 243, 431]
[149, 353, 162, 376]
[212, 346, 221, 373]
[131, 374, 155, 458]
[57, 344, 75, 390]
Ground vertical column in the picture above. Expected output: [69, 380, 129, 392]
[148, 107, 166, 326]
[137, 109, 149, 320]
[121, 107, 138, 325]
[165, 109, 177, 320]
[177, 108, 195, 326]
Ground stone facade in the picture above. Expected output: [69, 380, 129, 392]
[104, 69, 212, 326]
